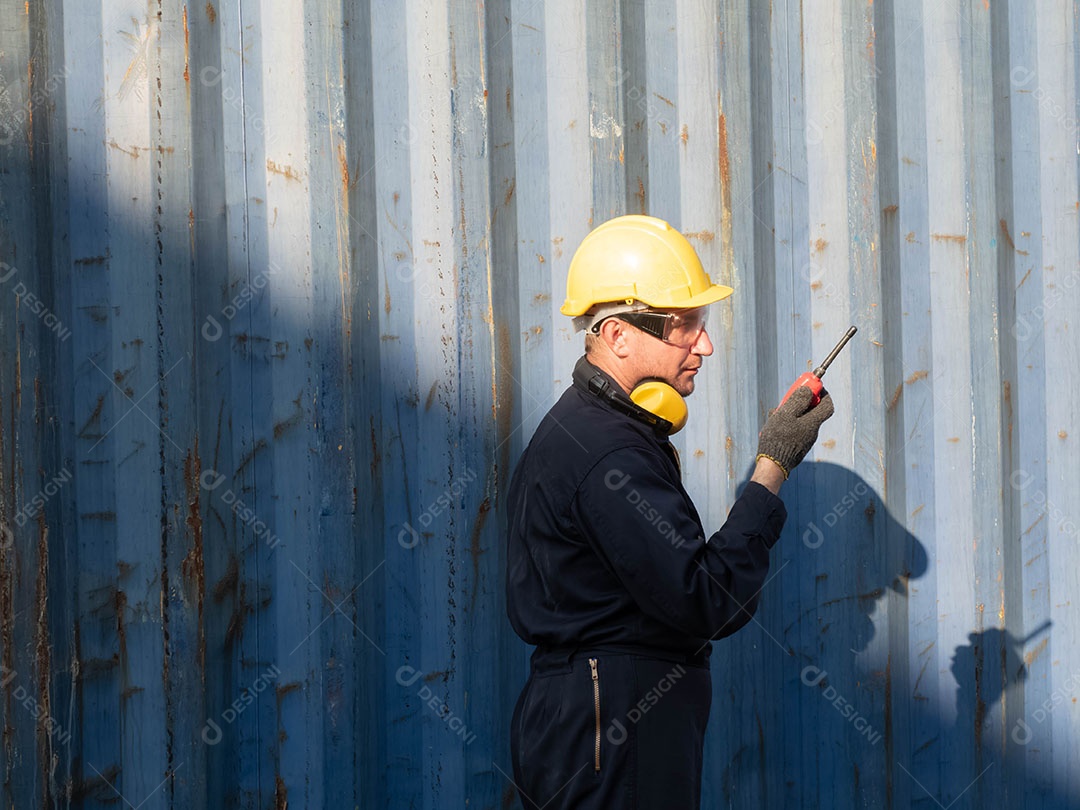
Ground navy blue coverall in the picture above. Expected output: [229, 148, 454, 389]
[506, 356, 787, 809]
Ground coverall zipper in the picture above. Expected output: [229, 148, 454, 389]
[589, 658, 601, 771]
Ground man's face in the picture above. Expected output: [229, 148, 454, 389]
[631, 307, 714, 396]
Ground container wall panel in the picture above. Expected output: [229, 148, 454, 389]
[0, 0, 1077, 807]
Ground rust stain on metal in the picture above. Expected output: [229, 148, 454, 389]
[468, 497, 491, 611]
[856, 588, 883, 608]
[82, 511, 117, 521]
[77, 394, 107, 439]
[182, 438, 206, 668]
[458, 180, 469, 260]
[234, 437, 268, 477]
[182, 5, 189, 83]
[503, 177, 516, 207]
[883, 204, 898, 214]
[337, 140, 349, 197]
[0, 399, 12, 778]
[1003, 380, 1012, 443]
[80, 655, 120, 678]
[212, 555, 239, 602]
[680, 124, 689, 145]
[383, 209, 415, 263]
[272, 391, 305, 439]
[73, 764, 121, 803]
[267, 160, 302, 182]
[205, 2, 216, 22]
[115, 587, 130, 717]
[931, 232, 966, 243]
[684, 231, 715, 242]
[973, 630, 985, 758]
[905, 370, 927, 385]
[369, 416, 380, 477]
[812, 238, 828, 253]
[1022, 513, 1044, 537]
[34, 513, 51, 770]
[653, 92, 674, 107]
[887, 381, 902, 410]
[999, 218, 1029, 255]
[224, 585, 253, 648]
[276, 681, 301, 705]
[717, 107, 733, 275]
[105, 140, 141, 159]
[26, 56, 34, 144]
[275, 775, 288, 809]
[1024, 637, 1047, 667]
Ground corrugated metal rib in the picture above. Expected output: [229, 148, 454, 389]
[0, 0, 1076, 807]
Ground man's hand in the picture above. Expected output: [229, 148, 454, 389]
[755, 385, 835, 482]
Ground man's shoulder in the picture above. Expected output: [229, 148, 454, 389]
[529, 385, 661, 464]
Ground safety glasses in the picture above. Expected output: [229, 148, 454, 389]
[600, 307, 709, 348]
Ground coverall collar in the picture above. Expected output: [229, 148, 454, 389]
[571, 355, 674, 438]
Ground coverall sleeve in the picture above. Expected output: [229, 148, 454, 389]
[571, 445, 787, 639]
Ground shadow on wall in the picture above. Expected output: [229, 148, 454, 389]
[703, 461, 1066, 810]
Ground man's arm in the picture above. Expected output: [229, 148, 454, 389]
[572, 446, 787, 639]
[749, 456, 785, 495]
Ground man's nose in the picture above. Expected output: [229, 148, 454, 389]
[693, 328, 714, 356]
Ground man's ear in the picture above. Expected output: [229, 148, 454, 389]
[597, 318, 634, 359]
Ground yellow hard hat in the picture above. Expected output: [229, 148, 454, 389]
[560, 215, 734, 317]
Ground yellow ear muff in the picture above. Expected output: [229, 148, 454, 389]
[629, 381, 688, 435]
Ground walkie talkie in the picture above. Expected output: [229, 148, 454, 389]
[779, 326, 858, 408]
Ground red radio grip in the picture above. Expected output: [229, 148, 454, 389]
[779, 372, 824, 408]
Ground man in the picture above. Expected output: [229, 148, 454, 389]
[505, 214, 834, 809]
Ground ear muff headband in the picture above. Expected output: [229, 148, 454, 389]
[585, 374, 688, 435]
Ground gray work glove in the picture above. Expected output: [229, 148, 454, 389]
[756, 385, 835, 478]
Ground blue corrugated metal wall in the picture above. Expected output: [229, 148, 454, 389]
[0, 0, 1077, 807]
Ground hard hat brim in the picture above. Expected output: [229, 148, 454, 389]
[669, 282, 735, 311]
[560, 282, 735, 317]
